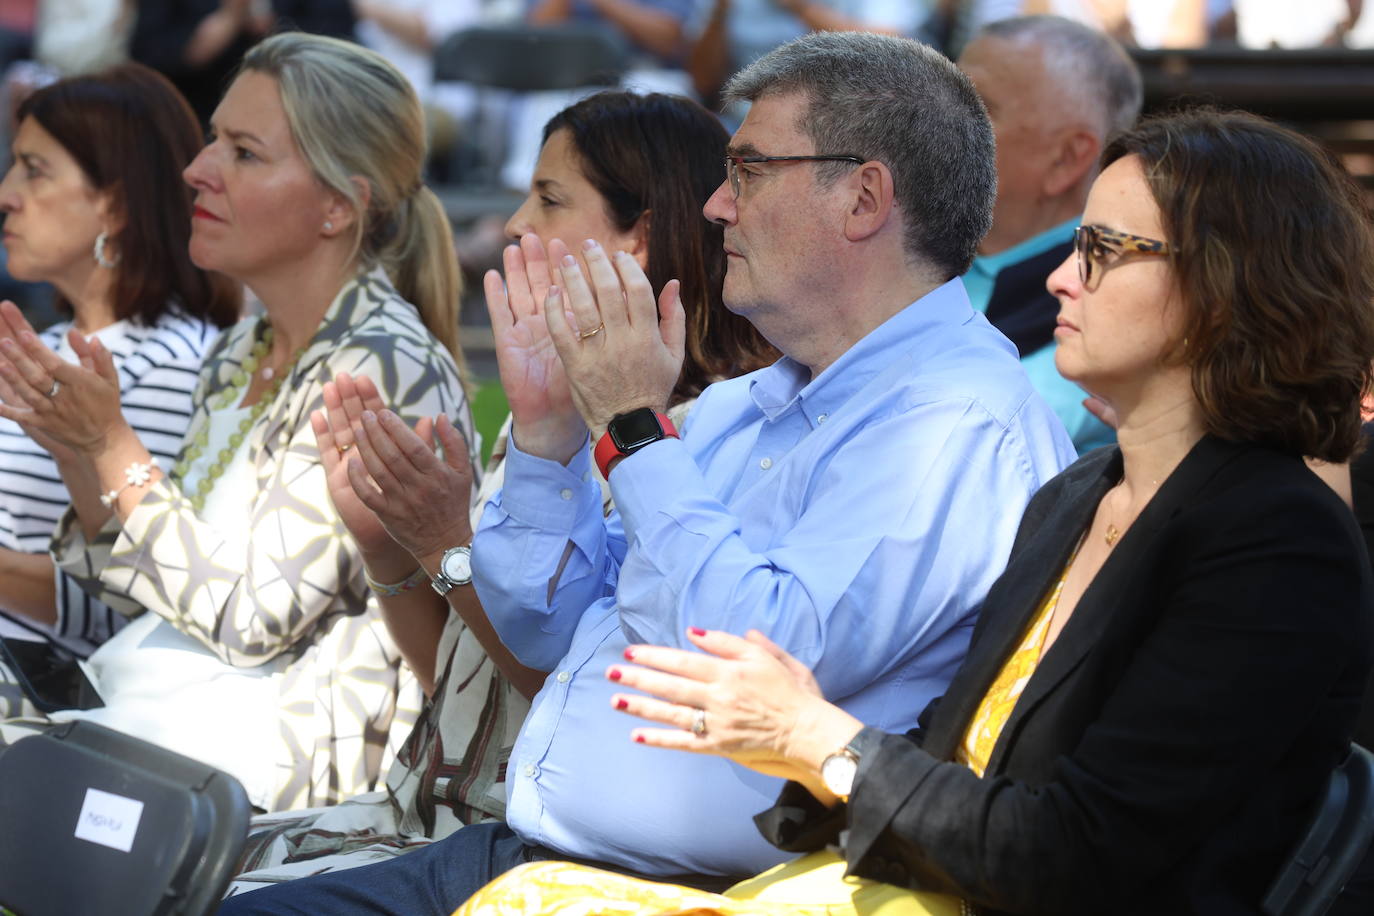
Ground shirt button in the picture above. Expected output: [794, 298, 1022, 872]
[817, 413, 828, 424]
[523, 763, 538, 778]
[556, 670, 571, 683]
[560, 488, 573, 500]
[759, 457, 773, 470]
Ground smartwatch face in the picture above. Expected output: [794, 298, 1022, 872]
[609, 408, 665, 452]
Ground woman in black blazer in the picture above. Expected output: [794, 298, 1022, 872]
[452, 112, 1374, 914]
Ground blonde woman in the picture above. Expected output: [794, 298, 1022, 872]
[0, 32, 477, 813]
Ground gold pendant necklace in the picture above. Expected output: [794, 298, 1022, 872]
[1104, 523, 1121, 547]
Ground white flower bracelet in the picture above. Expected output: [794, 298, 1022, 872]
[99, 458, 159, 508]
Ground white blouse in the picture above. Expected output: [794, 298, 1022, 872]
[52, 400, 286, 810]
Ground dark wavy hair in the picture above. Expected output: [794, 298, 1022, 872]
[1102, 108, 1374, 462]
[543, 91, 777, 402]
[19, 63, 240, 329]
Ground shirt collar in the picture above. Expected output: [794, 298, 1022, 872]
[971, 217, 1079, 278]
[748, 277, 978, 424]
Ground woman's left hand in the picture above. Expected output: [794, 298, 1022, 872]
[0, 301, 125, 456]
[608, 628, 862, 786]
[311, 372, 415, 561]
[344, 394, 476, 564]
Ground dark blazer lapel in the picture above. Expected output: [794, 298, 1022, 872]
[983, 435, 1242, 774]
[921, 452, 1118, 760]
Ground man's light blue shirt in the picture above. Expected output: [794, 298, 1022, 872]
[473, 278, 1076, 878]
[965, 218, 1115, 454]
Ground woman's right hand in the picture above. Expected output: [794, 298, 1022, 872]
[485, 234, 588, 464]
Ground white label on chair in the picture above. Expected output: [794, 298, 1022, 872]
[74, 787, 145, 852]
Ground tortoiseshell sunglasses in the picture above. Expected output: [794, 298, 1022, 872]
[1073, 224, 1171, 288]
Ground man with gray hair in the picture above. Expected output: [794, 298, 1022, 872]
[958, 15, 1143, 452]
[222, 31, 1073, 915]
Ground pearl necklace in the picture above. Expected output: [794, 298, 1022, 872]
[171, 327, 304, 512]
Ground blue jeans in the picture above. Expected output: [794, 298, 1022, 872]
[217, 821, 742, 915]
[217, 822, 541, 915]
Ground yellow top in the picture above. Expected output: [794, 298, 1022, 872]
[957, 552, 1076, 778]
[452, 852, 961, 916]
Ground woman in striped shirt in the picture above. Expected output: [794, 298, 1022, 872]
[0, 64, 239, 659]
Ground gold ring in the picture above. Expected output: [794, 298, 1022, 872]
[337, 443, 354, 455]
[578, 323, 605, 341]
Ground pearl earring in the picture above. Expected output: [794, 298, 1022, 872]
[323, 221, 333, 231]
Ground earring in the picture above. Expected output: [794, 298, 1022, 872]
[93, 230, 120, 269]
[323, 221, 334, 231]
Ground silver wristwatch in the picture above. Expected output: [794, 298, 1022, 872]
[430, 545, 473, 596]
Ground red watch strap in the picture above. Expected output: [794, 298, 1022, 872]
[594, 412, 678, 480]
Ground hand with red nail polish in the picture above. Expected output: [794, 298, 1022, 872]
[607, 628, 862, 800]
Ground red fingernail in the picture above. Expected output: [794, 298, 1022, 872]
[623, 647, 635, 661]
[608, 668, 622, 681]
[634, 734, 646, 743]
[689, 627, 706, 637]
[615, 698, 628, 710]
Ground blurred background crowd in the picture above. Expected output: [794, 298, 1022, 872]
[0, 0, 1371, 450]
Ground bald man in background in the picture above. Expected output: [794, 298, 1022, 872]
[958, 14, 1142, 452]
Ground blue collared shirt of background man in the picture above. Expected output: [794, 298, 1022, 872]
[964, 217, 1116, 454]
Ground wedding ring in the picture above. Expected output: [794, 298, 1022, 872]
[45, 379, 60, 399]
[578, 323, 605, 341]
[337, 443, 354, 455]
[691, 708, 707, 737]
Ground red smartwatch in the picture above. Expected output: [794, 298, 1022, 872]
[594, 407, 678, 479]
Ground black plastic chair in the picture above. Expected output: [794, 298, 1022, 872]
[432, 23, 628, 92]
[0, 720, 250, 916]
[1263, 743, 1374, 916]
[431, 23, 630, 187]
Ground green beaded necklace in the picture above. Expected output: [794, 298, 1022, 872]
[172, 327, 304, 513]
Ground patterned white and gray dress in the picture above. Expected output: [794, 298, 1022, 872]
[0, 269, 477, 814]
[223, 400, 696, 891]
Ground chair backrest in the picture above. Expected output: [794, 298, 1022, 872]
[1263, 743, 1374, 916]
[0, 720, 251, 916]
[432, 24, 629, 92]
